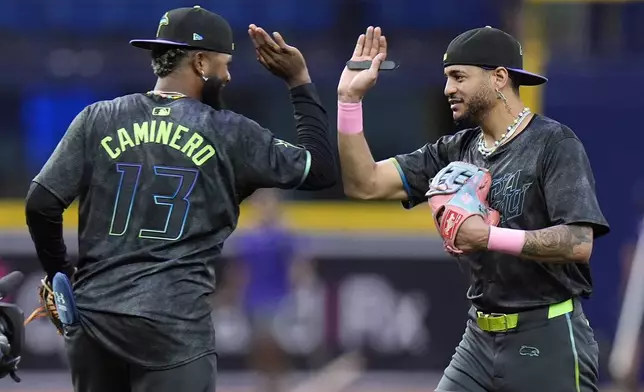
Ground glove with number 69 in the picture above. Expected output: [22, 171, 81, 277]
[426, 161, 500, 254]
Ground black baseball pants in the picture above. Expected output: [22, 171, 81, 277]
[436, 298, 599, 392]
[63, 323, 217, 392]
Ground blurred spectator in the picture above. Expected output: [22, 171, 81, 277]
[221, 189, 318, 392]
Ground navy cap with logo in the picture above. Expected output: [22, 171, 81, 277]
[130, 6, 234, 55]
[443, 26, 547, 86]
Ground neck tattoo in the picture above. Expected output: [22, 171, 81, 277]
[478, 107, 531, 158]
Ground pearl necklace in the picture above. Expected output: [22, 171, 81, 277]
[477, 107, 531, 157]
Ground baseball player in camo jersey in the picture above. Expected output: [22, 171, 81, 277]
[24, 7, 336, 392]
[336, 25, 609, 392]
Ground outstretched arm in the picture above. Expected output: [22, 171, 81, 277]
[337, 26, 456, 203]
[337, 26, 408, 201]
[248, 26, 336, 191]
[338, 133, 407, 200]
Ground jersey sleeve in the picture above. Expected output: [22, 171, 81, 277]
[32, 106, 90, 207]
[392, 134, 456, 209]
[541, 137, 610, 238]
[233, 116, 311, 197]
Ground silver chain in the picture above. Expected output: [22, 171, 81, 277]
[478, 107, 531, 157]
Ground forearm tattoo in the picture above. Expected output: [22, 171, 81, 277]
[521, 225, 593, 262]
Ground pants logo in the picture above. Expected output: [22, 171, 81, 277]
[519, 345, 540, 357]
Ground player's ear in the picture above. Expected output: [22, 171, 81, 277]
[493, 67, 510, 91]
[192, 51, 208, 77]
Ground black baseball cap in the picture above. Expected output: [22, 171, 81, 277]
[130, 6, 234, 55]
[443, 26, 547, 86]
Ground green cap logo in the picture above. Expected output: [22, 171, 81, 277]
[157, 12, 169, 37]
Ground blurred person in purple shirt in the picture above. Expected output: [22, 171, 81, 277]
[238, 192, 296, 316]
[230, 188, 315, 392]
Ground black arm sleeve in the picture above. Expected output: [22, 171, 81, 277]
[25, 183, 75, 278]
[289, 83, 336, 190]
[233, 83, 336, 195]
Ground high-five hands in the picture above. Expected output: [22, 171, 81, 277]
[337, 26, 388, 103]
[248, 24, 311, 88]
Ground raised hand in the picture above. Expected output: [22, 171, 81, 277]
[337, 26, 388, 103]
[248, 24, 311, 88]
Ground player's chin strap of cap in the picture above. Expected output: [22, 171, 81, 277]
[476, 298, 574, 332]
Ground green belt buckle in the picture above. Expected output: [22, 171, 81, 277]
[476, 312, 518, 332]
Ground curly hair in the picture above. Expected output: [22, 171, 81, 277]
[150, 47, 189, 77]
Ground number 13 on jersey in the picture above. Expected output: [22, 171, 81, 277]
[108, 163, 199, 241]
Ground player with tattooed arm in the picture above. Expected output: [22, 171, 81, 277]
[337, 25, 609, 392]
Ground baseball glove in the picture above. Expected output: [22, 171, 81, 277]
[23, 276, 63, 335]
[426, 161, 500, 254]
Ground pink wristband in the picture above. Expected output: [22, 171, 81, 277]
[487, 226, 526, 256]
[337, 101, 363, 134]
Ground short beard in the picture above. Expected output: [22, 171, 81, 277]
[201, 77, 227, 111]
[455, 83, 495, 128]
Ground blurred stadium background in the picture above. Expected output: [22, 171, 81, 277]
[1, 0, 643, 390]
